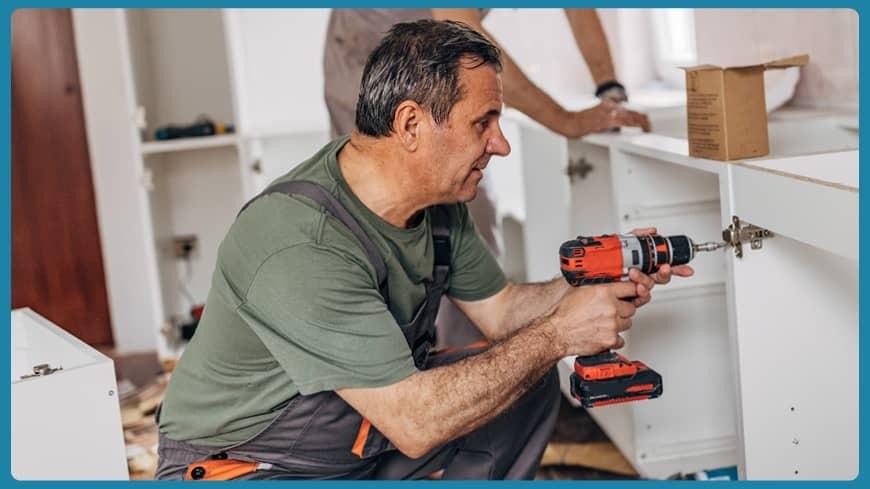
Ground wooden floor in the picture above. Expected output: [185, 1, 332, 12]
[111, 351, 638, 480]
[537, 397, 637, 480]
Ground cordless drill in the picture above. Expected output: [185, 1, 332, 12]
[559, 233, 724, 407]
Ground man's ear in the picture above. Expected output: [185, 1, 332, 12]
[392, 101, 426, 151]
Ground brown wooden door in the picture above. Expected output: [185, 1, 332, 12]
[12, 9, 115, 346]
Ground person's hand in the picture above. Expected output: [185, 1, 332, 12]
[550, 281, 638, 357]
[559, 100, 651, 138]
[624, 227, 695, 307]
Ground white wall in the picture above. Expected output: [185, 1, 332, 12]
[694, 9, 858, 110]
[484, 8, 657, 108]
[127, 10, 236, 137]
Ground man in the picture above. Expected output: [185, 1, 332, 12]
[324, 9, 651, 348]
[156, 20, 690, 480]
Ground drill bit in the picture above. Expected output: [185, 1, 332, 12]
[693, 241, 728, 253]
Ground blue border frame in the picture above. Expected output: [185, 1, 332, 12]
[2, 2, 863, 486]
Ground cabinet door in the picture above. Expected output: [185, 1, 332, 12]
[603, 145, 738, 478]
[224, 9, 331, 135]
[721, 153, 858, 480]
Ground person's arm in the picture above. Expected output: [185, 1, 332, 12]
[431, 9, 579, 137]
[564, 9, 616, 86]
[337, 280, 639, 458]
[452, 278, 568, 341]
[431, 9, 649, 137]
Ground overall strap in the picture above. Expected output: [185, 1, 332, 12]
[403, 204, 452, 368]
[238, 180, 389, 304]
[429, 205, 451, 275]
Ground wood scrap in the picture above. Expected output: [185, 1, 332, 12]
[118, 375, 168, 479]
[540, 441, 638, 477]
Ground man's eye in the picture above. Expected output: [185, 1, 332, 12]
[477, 120, 490, 130]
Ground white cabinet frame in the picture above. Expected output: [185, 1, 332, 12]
[501, 108, 858, 480]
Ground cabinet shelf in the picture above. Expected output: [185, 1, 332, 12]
[140, 134, 239, 156]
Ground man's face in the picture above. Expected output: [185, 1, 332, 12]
[422, 61, 511, 203]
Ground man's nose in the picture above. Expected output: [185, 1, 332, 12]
[487, 124, 511, 157]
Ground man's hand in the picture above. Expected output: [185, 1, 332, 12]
[550, 281, 638, 357]
[625, 227, 695, 307]
[559, 100, 651, 138]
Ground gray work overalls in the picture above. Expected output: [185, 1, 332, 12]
[155, 181, 560, 480]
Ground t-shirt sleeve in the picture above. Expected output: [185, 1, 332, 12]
[238, 242, 417, 395]
[445, 204, 508, 301]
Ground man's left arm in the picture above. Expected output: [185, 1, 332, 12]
[453, 278, 568, 341]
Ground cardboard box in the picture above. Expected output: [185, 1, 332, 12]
[682, 54, 809, 161]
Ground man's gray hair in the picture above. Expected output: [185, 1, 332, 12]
[355, 19, 502, 137]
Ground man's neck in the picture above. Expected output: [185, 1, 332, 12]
[337, 134, 430, 229]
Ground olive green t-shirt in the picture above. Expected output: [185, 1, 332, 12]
[158, 137, 507, 446]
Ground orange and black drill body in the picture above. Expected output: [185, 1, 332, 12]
[559, 233, 696, 408]
[559, 234, 694, 286]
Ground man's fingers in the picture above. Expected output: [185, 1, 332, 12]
[671, 265, 695, 277]
[638, 113, 652, 132]
[614, 109, 650, 131]
[610, 281, 639, 299]
[616, 299, 636, 321]
[612, 334, 626, 349]
[651, 264, 672, 285]
[615, 317, 632, 333]
[628, 227, 657, 236]
[628, 268, 655, 293]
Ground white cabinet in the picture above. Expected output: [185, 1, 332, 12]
[723, 150, 857, 479]
[11, 308, 128, 480]
[495, 106, 858, 479]
[73, 9, 331, 357]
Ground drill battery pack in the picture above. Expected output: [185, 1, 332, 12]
[570, 352, 663, 408]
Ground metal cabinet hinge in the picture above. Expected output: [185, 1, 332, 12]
[20, 363, 63, 380]
[566, 156, 594, 183]
[722, 216, 773, 258]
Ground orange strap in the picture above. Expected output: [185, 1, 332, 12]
[186, 459, 260, 480]
[433, 339, 490, 356]
[351, 419, 372, 458]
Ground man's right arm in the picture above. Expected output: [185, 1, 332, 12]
[337, 280, 638, 458]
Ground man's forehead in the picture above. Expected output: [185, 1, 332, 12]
[456, 63, 503, 102]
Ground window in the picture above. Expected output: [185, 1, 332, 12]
[649, 9, 697, 88]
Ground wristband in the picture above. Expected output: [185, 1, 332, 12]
[595, 80, 628, 102]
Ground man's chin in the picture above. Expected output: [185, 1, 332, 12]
[457, 185, 480, 203]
